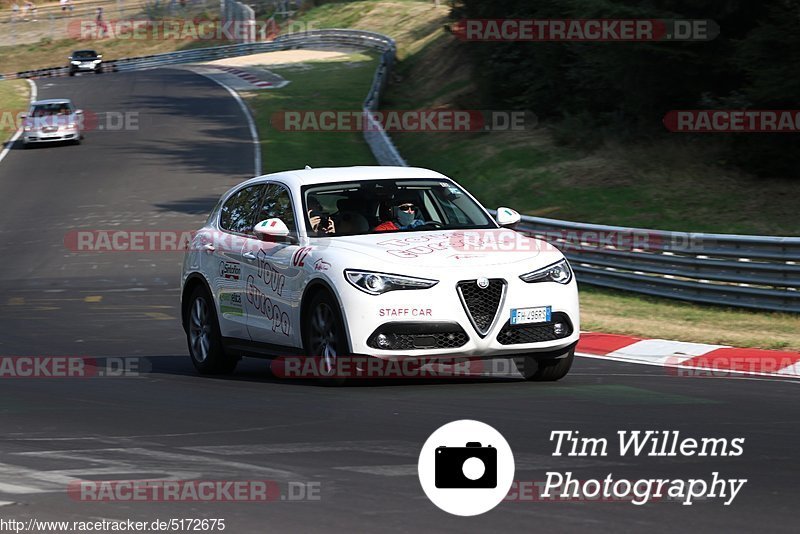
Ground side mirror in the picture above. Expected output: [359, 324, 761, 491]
[254, 218, 290, 240]
[75, 109, 83, 115]
[496, 206, 521, 227]
[97, 54, 103, 59]
[19, 113, 26, 119]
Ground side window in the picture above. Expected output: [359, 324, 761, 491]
[219, 185, 264, 234]
[257, 184, 297, 234]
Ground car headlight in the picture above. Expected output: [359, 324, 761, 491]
[345, 270, 438, 295]
[93, 60, 101, 64]
[71, 61, 81, 65]
[519, 258, 573, 284]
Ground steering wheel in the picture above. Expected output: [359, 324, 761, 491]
[418, 221, 444, 229]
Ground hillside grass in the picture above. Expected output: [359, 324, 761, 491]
[246, 52, 379, 173]
[0, 79, 29, 142]
[293, 0, 800, 236]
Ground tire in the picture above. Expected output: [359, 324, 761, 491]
[513, 346, 575, 382]
[185, 285, 237, 375]
[302, 290, 349, 386]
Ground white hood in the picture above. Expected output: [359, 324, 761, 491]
[318, 229, 563, 270]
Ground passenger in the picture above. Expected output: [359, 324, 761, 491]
[373, 198, 424, 232]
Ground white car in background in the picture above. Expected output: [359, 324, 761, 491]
[21, 99, 83, 147]
[181, 166, 580, 383]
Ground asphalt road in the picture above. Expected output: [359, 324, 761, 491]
[0, 70, 798, 533]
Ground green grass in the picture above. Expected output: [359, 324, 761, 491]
[247, 53, 380, 173]
[580, 285, 800, 352]
[0, 79, 29, 142]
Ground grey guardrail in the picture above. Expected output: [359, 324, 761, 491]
[507, 215, 800, 313]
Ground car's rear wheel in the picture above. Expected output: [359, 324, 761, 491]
[303, 291, 349, 386]
[185, 285, 237, 375]
[513, 346, 575, 381]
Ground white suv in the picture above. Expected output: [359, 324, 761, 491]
[181, 166, 580, 382]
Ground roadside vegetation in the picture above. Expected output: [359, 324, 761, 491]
[295, 0, 800, 236]
[246, 52, 378, 172]
[0, 79, 29, 142]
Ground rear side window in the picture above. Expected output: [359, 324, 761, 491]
[219, 185, 264, 235]
[256, 184, 297, 234]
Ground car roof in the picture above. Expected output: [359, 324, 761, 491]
[72, 50, 98, 54]
[243, 166, 450, 188]
[31, 99, 73, 106]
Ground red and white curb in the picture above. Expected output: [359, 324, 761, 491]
[214, 66, 288, 89]
[577, 333, 800, 379]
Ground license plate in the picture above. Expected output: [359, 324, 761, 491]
[510, 306, 551, 325]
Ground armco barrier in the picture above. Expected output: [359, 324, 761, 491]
[511, 216, 800, 313]
[5, 29, 794, 312]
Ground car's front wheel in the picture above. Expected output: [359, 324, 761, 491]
[303, 290, 349, 385]
[513, 346, 575, 381]
[185, 285, 237, 374]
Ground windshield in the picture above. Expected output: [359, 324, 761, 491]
[301, 179, 496, 237]
[72, 51, 98, 59]
[30, 103, 73, 117]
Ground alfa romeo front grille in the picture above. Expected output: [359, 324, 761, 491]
[456, 279, 506, 337]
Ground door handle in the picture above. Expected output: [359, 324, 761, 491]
[243, 251, 257, 261]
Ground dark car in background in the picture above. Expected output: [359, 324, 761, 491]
[68, 50, 103, 75]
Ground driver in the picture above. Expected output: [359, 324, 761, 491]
[373, 197, 425, 232]
[307, 195, 335, 235]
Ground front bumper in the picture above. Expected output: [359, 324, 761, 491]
[70, 63, 101, 72]
[23, 130, 79, 143]
[339, 273, 580, 359]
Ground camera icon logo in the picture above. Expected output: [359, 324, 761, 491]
[418, 420, 515, 516]
[435, 442, 497, 488]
